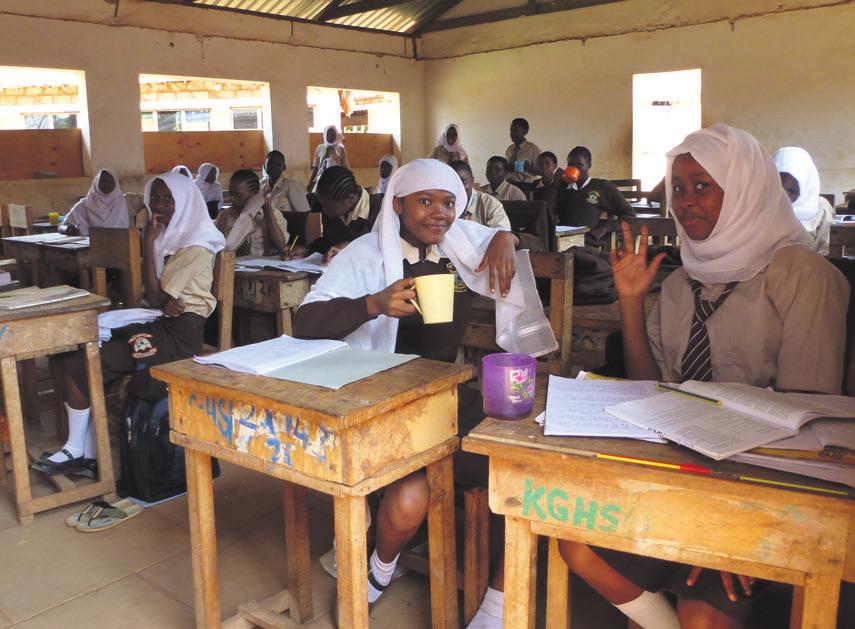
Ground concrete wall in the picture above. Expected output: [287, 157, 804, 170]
[0, 0, 423, 208]
[422, 1, 855, 198]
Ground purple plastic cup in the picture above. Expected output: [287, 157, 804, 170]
[482, 353, 537, 420]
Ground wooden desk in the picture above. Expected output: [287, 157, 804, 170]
[4, 239, 44, 286]
[233, 268, 314, 336]
[31, 221, 58, 234]
[830, 222, 855, 257]
[555, 227, 589, 252]
[1, 293, 115, 524]
[462, 382, 854, 629]
[153, 358, 473, 629]
[42, 242, 91, 290]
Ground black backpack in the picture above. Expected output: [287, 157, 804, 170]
[117, 395, 218, 502]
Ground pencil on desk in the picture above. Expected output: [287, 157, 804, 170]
[287, 235, 299, 257]
[656, 383, 721, 405]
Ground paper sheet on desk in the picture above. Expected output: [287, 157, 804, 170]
[237, 252, 326, 274]
[265, 347, 418, 389]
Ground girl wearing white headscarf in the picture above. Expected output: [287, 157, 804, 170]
[429, 123, 469, 164]
[309, 125, 349, 192]
[43, 172, 225, 474]
[557, 124, 849, 629]
[774, 146, 836, 255]
[194, 162, 224, 218]
[61, 169, 129, 236]
[375, 154, 397, 194]
[293, 159, 555, 617]
[172, 164, 192, 178]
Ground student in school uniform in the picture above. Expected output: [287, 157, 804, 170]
[557, 124, 848, 629]
[450, 160, 511, 230]
[215, 169, 290, 257]
[774, 146, 836, 256]
[60, 169, 130, 236]
[481, 156, 526, 202]
[194, 162, 224, 219]
[532, 151, 564, 220]
[41, 172, 225, 474]
[262, 150, 311, 213]
[172, 165, 192, 178]
[309, 125, 350, 193]
[291, 158, 556, 625]
[374, 154, 397, 194]
[429, 123, 469, 164]
[504, 117, 541, 189]
[557, 146, 635, 246]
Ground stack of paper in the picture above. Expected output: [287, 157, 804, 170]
[0, 285, 89, 310]
[236, 252, 326, 274]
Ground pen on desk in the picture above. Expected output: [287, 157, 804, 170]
[287, 235, 299, 257]
[656, 383, 721, 406]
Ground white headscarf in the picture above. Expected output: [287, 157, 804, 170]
[773, 147, 822, 223]
[64, 169, 129, 236]
[194, 163, 224, 206]
[171, 165, 192, 178]
[323, 125, 344, 148]
[144, 172, 225, 277]
[665, 124, 811, 284]
[302, 159, 557, 356]
[438, 123, 468, 162]
[376, 154, 397, 194]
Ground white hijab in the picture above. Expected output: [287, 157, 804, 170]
[438, 123, 468, 161]
[171, 165, 192, 178]
[773, 147, 821, 223]
[194, 163, 224, 206]
[665, 124, 811, 284]
[68, 168, 129, 235]
[301, 159, 557, 356]
[323, 125, 344, 148]
[376, 154, 397, 194]
[144, 172, 225, 277]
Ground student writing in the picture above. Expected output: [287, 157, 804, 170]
[60, 169, 130, 236]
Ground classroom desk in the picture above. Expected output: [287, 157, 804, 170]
[462, 381, 855, 629]
[233, 268, 314, 336]
[41, 242, 91, 290]
[31, 221, 59, 234]
[555, 226, 589, 252]
[1, 293, 115, 525]
[152, 357, 474, 629]
[830, 222, 855, 257]
[4, 239, 44, 286]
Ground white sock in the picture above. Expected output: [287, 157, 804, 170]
[614, 591, 680, 629]
[466, 587, 503, 628]
[83, 415, 97, 459]
[47, 405, 91, 463]
[367, 549, 398, 604]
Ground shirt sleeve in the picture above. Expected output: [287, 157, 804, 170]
[287, 180, 311, 213]
[270, 205, 290, 247]
[484, 195, 511, 230]
[509, 184, 527, 201]
[63, 200, 90, 234]
[160, 247, 213, 301]
[645, 297, 669, 380]
[293, 296, 372, 340]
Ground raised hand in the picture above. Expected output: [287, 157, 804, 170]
[609, 221, 666, 299]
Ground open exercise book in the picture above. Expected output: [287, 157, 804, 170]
[0, 285, 89, 310]
[236, 253, 327, 274]
[604, 381, 855, 461]
[194, 334, 417, 390]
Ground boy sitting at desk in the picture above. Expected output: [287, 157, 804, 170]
[450, 160, 511, 230]
[293, 159, 556, 627]
[480, 156, 526, 202]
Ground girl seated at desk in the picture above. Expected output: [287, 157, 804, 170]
[293, 159, 556, 626]
[42, 172, 225, 474]
[60, 169, 130, 236]
[194, 162, 224, 219]
[557, 124, 848, 628]
[215, 169, 291, 258]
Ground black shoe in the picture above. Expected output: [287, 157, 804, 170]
[33, 449, 89, 475]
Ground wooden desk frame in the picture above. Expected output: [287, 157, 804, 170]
[233, 269, 312, 337]
[90, 227, 143, 308]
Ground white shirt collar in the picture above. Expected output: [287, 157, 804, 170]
[400, 237, 442, 264]
[568, 177, 592, 191]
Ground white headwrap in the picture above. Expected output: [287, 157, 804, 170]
[323, 126, 344, 148]
[171, 165, 192, 178]
[194, 163, 224, 206]
[376, 154, 398, 195]
[302, 159, 557, 356]
[64, 169, 129, 235]
[665, 124, 811, 284]
[144, 172, 225, 277]
[438, 123, 468, 162]
[773, 147, 822, 223]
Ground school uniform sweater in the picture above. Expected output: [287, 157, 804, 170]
[308, 189, 381, 255]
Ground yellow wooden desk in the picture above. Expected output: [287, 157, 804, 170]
[462, 380, 854, 629]
[153, 358, 474, 629]
[233, 268, 314, 336]
[0, 293, 115, 524]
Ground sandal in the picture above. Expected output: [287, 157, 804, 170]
[32, 449, 88, 475]
[75, 501, 143, 532]
[65, 499, 135, 528]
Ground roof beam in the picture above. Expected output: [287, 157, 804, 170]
[323, 0, 416, 21]
[409, 0, 462, 35]
[313, 0, 345, 22]
[421, 0, 624, 33]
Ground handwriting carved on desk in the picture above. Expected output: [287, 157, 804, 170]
[0, 324, 7, 341]
[521, 479, 622, 533]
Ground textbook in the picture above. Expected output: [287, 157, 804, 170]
[0, 285, 89, 310]
[605, 382, 855, 460]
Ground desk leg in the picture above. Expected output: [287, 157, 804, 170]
[276, 309, 292, 337]
[2, 357, 33, 525]
[790, 573, 839, 629]
[427, 455, 459, 629]
[186, 449, 221, 629]
[545, 537, 570, 629]
[83, 342, 114, 492]
[334, 494, 368, 629]
[21, 359, 39, 426]
[78, 267, 91, 291]
[283, 481, 313, 623]
[503, 516, 536, 629]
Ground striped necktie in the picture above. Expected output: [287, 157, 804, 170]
[680, 279, 739, 382]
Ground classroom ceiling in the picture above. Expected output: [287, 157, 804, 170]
[154, 0, 623, 35]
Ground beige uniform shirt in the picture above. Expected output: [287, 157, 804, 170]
[429, 146, 468, 165]
[647, 245, 849, 394]
[480, 180, 526, 202]
[462, 191, 511, 230]
[215, 206, 290, 258]
[505, 140, 541, 184]
[268, 176, 310, 213]
[160, 246, 216, 318]
[801, 197, 836, 256]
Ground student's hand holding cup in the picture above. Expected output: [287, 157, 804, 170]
[610, 222, 666, 300]
[366, 278, 417, 319]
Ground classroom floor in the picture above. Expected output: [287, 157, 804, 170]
[0, 360, 626, 629]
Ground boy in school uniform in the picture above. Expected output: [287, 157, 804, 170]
[480, 157, 526, 202]
[557, 146, 635, 245]
[532, 151, 564, 220]
[262, 150, 311, 213]
[504, 117, 541, 189]
[215, 170, 291, 258]
[450, 160, 511, 230]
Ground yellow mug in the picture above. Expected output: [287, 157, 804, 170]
[48, 212, 59, 225]
[412, 274, 455, 324]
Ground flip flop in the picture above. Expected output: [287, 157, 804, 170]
[75, 502, 143, 532]
[65, 499, 135, 528]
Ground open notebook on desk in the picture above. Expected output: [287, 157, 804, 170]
[236, 253, 326, 274]
[0, 285, 89, 310]
[194, 334, 417, 389]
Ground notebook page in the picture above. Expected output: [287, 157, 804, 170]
[279, 252, 327, 274]
[195, 335, 347, 375]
